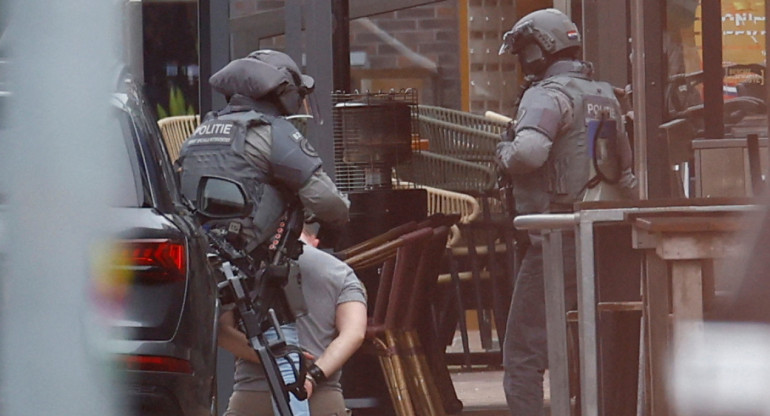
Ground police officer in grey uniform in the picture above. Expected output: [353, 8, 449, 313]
[179, 49, 349, 237]
[496, 9, 636, 415]
[177, 49, 349, 416]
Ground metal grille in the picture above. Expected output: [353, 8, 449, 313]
[332, 90, 419, 192]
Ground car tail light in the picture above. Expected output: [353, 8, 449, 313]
[119, 354, 193, 374]
[117, 239, 186, 283]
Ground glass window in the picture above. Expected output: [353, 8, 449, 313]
[663, 1, 767, 130]
[112, 108, 145, 208]
[142, 1, 199, 118]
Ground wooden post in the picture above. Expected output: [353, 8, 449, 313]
[582, 0, 630, 88]
[630, 0, 667, 200]
[701, 1, 724, 140]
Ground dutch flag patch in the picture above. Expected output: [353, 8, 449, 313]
[567, 30, 579, 40]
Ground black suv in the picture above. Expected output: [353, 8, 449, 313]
[107, 76, 218, 416]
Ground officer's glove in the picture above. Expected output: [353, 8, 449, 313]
[501, 125, 516, 142]
[618, 168, 639, 200]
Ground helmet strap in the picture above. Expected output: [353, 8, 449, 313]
[519, 42, 548, 77]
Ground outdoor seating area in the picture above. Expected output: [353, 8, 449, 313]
[156, 88, 770, 415]
[157, 104, 519, 415]
[155, 29, 770, 415]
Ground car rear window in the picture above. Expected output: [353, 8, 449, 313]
[111, 108, 147, 208]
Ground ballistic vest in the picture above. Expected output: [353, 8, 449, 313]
[178, 104, 322, 250]
[512, 62, 625, 213]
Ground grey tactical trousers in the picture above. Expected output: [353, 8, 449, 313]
[503, 232, 577, 416]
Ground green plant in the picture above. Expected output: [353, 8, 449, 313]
[157, 85, 195, 119]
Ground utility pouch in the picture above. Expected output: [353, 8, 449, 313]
[586, 118, 620, 185]
[282, 259, 308, 319]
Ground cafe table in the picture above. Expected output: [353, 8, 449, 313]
[513, 198, 760, 416]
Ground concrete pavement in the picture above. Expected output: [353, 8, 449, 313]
[450, 368, 550, 416]
[446, 329, 551, 416]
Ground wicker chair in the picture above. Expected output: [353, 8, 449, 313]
[357, 227, 435, 416]
[345, 223, 462, 416]
[157, 115, 200, 162]
[392, 180, 480, 248]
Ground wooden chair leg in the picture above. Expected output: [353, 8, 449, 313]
[373, 336, 416, 416]
[417, 321, 464, 414]
[398, 330, 447, 416]
[445, 247, 472, 368]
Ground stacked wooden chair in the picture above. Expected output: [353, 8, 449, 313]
[391, 105, 519, 368]
[342, 214, 463, 415]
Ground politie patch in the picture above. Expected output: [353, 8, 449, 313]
[583, 95, 617, 122]
[187, 121, 237, 146]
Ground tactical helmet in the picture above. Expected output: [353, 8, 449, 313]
[247, 50, 315, 115]
[499, 8, 581, 77]
[209, 49, 315, 115]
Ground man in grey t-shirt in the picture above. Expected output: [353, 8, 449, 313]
[221, 228, 368, 416]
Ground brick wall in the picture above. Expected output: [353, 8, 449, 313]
[349, 2, 462, 108]
[229, 1, 520, 113]
[232, 1, 462, 108]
